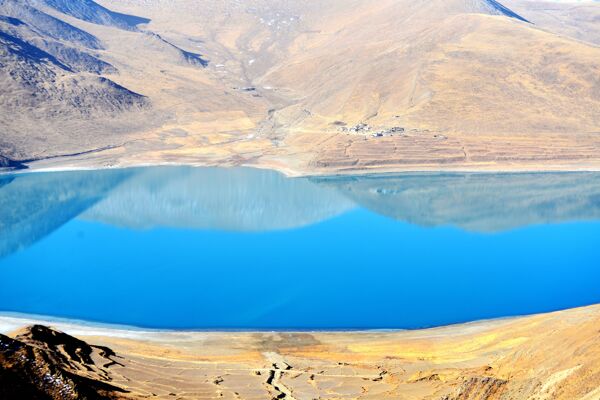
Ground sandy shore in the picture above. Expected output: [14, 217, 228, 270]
[2, 305, 600, 399]
[3, 127, 597, 178]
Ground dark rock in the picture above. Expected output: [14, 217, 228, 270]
[0, 325, 130, 399]
[0, 155, 26, 170]
[441, 376, 507, 399]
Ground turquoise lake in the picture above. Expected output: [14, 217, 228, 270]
[0, 167, 599, 330]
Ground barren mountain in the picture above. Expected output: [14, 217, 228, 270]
[1, 0, 599, 174]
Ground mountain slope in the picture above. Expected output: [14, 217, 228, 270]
[40, 0, 150, 30]
[0, 0, 102, 48]
[0, 30, 148, 159]
[503, 0, 600, 45]
[0, 0, 157, 161]
[241, 0, 600, 172]
[1, 0, 599, 173]
[0, 10, 114, 73]
[258, 0, 599, 135]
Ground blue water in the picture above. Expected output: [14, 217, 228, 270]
[0, 167, 599, 330]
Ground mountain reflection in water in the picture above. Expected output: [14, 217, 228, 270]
[1, 167, 600, 258]
[1, 167, 599, 329]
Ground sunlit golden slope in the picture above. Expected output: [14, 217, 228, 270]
[503, 0, 600, 46]
[3, 0, 600, 173]
[2, 304, 600, 399]
[258, 0, 600, 135]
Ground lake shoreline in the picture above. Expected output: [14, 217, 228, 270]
[5, 159, 600, 179]
[1, 303, 598, 340]
[0, 309, 541, 336]
[1, 304, 599, 399]
[4, 135, 600, 179]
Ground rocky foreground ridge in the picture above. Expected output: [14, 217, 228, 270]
[0, 325, 129, 399]
[1, 304, 600, 399]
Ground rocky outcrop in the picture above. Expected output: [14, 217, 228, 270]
[442, 376, 508, 400]
[0, 325, 129, 399]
